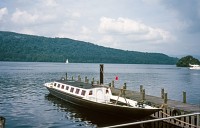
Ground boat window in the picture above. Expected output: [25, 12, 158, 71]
[61, 85, 64, 89]
[54, 83, 57, 86]
[65, 86, 69, 90]
[70, 87, 74, 93]
[89, 90, 93, 95]
[81, 90, 86, 96]
[75, 89, 80, 94]
[57, 84, 60, 88]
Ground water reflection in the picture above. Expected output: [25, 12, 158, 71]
[45, 94, 180, 128]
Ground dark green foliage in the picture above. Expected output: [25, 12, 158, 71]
[0, 31, 178, 64]
[176, 55, 200, 67]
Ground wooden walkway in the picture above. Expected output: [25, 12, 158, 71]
[110, 87, 200, 113]
[110, 87, 200, 128]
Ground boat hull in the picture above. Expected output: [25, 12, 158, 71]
[46, 87, 161, 119]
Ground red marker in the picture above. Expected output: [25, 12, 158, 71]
[115, 76, 118, 81]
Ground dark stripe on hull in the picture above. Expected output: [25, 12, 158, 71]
[46, 87, 160, 118]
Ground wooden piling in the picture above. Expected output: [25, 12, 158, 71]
[85, 76, 87, 83]
[0, 116, 5, 128]
[100, 64, 104, 85]
[65, 73, 68, 80]
[161, 88, 164, 99]
[112, 80, 114, 87]
[141, 89, 145, 101]
[164, 93, 168, 104]
[183, 91, 186, 103]
[78, 75, 81, 82]
[140, 85, 143, 94]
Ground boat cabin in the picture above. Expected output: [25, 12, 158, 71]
[48, 80, 112, 103]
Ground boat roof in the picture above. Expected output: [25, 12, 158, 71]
[55, 80, 107, 89]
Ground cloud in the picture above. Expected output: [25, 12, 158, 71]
[11, 8, 39, 25]
[161, 0, 200, 33]
[0, 7, 8, 20]
[98, 17, 173, 42]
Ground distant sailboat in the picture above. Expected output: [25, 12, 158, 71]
[66, 59, 69, 64]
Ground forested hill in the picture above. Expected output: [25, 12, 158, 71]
[0, 31, 178, 64]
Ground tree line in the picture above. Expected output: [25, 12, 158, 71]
[0, 31, 178, 64]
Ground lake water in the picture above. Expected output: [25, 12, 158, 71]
[0, 62, 200, 128]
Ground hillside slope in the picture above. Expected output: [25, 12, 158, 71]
[0, 31, 178, 64]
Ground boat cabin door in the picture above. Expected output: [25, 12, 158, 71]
[96, 89, 105, 103]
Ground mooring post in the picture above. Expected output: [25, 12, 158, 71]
[183, 91, 186, 103]
[78, 75, 81, 82]
[65, 73, 67, 80]
[161, 88, 164, 99]
[112, 80, 114, 87]
[142, 89, 145, 101]
[164, 93, 168, 104]
[140, 85, 143, 94]
[123, 83, 126, 95]
[0, 116, 5, 128]
[100, 64, 104, 85]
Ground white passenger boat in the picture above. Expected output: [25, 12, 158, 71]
[44, 79, 161, 118]
[189, 64, 200, 70]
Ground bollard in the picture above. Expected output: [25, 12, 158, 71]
[72, 76, 74, 81]
[112, 80, 114, 87]
[183, 91, 186, 103]
[85, 76, 87, 83]
[109, 83, 111, 87]
[164, 93, 168, 104]
[140, 85, 143, 94]
[97, 80, 99, 85]
[161, 88, 164, 99]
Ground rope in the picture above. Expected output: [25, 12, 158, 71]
[160, 109, 198, 127]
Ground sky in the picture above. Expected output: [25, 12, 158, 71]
[0, 0, 200, 57]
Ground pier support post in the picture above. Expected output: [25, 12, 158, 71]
[140, 85, 143, 94]
[100, 64, 104, 85]
[164, 93, 168, 104]
[0, 116, 5, 128]
[78, 75, 81, 82]
[197, 114, 199, 127]
[161, 88, 164, 99]
[65, 73, 67, 80]
[183, 91, 186, 103]
[141, 89, 145, 101]
[112, 80, 114, 87]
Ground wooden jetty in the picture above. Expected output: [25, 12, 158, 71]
[65, 64, 200, 128]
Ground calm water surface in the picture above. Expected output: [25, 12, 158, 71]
[0, 62, 200, 128]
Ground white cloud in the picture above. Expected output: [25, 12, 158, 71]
[98, 17, 173, 43]
[0, 7, 8, 20]
[11, 8, 39, 25]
